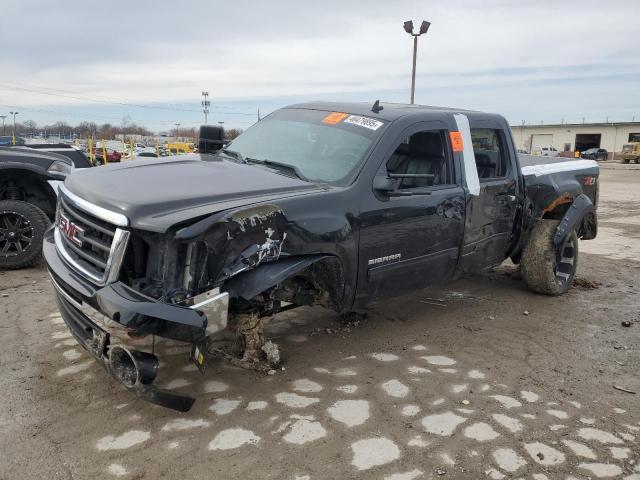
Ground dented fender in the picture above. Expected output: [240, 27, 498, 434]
[175, 203, 290, 283]
[224, 255, 330, 300]
[554, 194, 596, 247]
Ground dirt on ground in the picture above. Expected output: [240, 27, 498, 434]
[0, 163, 638, 480]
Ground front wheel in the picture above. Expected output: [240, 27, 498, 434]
[520, 219, 578, 296]
[0, 200, 50, 270]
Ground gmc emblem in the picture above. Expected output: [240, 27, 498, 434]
[58, 213, 84, 247]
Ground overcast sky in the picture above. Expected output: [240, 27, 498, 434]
[1, 0, 638, 131]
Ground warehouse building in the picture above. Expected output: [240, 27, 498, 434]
[510, 121, 640, 154]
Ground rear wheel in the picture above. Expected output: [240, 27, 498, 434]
[0, 200, 50, 270]
[521, 219, 578, 295]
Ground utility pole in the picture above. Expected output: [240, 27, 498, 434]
[0, 115, 6, 135]
[201, 91, 210, 125]
[403, 20, 431, 104]
[9, 111, 18, 144]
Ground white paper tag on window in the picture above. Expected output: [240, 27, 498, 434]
[453, 113, 480, 196]
[344, 115, 384, 131]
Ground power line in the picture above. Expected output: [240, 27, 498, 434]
[0, 83, 258, 116]
[5, 82, 253, 110]
[0, 102, 257, 131]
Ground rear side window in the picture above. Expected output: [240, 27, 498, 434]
[470, 128, 508, 180]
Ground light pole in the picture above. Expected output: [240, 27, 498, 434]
[201, 91, 210, 125]
[0, 115, 6, 135]
[403, 20, 431, 104]
[175, 123, 181, 139]
[9, 111, 18, 144]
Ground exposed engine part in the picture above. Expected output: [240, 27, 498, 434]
[204, 311, 281, 372]
[236, 312, 265, 363]
[261, 340, 280, 365]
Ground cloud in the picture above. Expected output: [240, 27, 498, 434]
[0, 0, 638, 129]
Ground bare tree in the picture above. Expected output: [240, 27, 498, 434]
[225, 128, 243, 140]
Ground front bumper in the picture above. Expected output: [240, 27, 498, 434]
[53, 289, 195, 411]
[43, 228, 227, 411]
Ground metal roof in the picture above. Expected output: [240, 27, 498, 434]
[285, 101, 478, 122]
[511, 121, 640, 128]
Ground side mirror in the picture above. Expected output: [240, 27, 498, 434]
[373, 175, 415, 198]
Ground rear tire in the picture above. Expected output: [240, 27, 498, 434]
[521, 219, 578, 296]
[0, 200, 50, 270]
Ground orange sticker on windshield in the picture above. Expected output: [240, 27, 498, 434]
[450, 131, 464, 152]
[322, 112, 349, 125]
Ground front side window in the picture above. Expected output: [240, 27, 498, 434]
[225, 109, 386, 185]
[385, 130, 453, 189]
[471, 128, 508, 180]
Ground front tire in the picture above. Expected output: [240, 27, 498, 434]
[521, 219, 578, 296]
[0, 200, 50, 270]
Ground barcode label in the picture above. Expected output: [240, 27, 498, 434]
[344, 115, 384, 131]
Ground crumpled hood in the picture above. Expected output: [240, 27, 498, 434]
[64, 154, 320, 232]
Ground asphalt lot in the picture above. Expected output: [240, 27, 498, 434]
[1, 161, 639, 480]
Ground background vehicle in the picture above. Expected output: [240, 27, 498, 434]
[581, 148, 608, 161]
[91, 147, 122, 163]
[44, 102, 599, 411]
[0, 147, 71, 269]
[134, 147, 159, 158]
[166, 142, 195, 154]
[0, 136, 26, 146]
[533, 146, 560, 157]
[620, 143, 640, 164]
[26, 143, 93, 168]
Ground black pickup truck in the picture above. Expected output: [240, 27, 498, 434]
[43, 102, 598, 411]
[1, 147, 72, 269]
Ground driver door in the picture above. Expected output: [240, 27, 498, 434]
[356, 122, 466, 304]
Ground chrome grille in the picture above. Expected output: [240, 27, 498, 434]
[55, 185, 130, 286]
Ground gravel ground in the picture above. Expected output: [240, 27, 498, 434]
[1, 162, 639, 480]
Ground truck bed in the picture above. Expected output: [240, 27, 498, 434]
[518, 154, 587, 167]
[518, 156, 599, 231]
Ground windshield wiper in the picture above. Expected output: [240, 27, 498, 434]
[219, 149, 246, 163]
[246, 158, 309, 181]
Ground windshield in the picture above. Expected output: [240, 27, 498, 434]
[225, 108, 386, 184]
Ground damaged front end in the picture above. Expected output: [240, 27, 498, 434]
[44, 190, 332, 411]
[45, 227, 230, 411]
